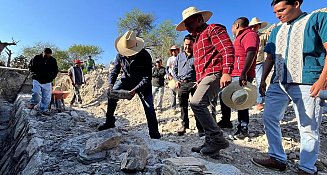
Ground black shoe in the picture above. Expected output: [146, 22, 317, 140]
[217, 120, 233, 129]
[150, 133, 161, 139]
[191, 143, 206, 153]
[40, 110, 51, 116]
[234, 123, 249, 139]
[98, 123, 115, 131]
[200, 134, 229, 155]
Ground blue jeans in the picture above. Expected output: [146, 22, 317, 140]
[106, 79, 160, 138]
[263, 83, 322, 174]
[30, 80, 52, 111]
[255, 63, 265, 104]
[152, 86, 164, 109]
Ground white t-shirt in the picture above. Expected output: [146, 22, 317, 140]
[166, 56, 177, 75]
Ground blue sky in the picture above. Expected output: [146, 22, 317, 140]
[0, 0, 325, 65]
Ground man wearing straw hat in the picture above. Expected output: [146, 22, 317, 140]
[166, 45, 180, 114]
[249, 17, 268, 111]
[68, 59, 85, 107]
[98, 30, 161, 139]
[251, 0, 327, 174]
[218, 17, 259, 138]
[176, 7, 234, 156]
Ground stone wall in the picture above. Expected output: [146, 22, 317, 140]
[0, 66, 32, 102]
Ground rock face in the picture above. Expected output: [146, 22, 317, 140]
[1, 94, 240, 175]
[0, 67, 32, 102]
[121, 145, 149, 172]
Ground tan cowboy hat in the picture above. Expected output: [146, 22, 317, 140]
[170, 45, 180, 50]
[115, 30, 145, 56]
[176, 7, 213, 31]
[168, 79, 177, 92]
[221, 81, 257, 110]
[249, 17, 268, 29]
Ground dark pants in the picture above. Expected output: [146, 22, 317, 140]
[70, 85, 82, 104]
[105, 80, 160, 138]
[219, 77, 253, 125]
[178, 81, 203, 132]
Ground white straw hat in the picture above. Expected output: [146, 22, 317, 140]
[249, 17, 268, 29]
[176, 7, 213, 31]
[168, 79, 177, 92]
[115, 31, 144, 56]
[221, 81, 257, 110]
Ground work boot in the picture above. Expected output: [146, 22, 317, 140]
[200, 133, 229, 156]
[251, 157, 287, 171]
[256, 103, 264, 111]
[98, 122, 115, 131]
[177, 126, 186, 136]
[234, 122, 249, 139]
[297, 169, 317, 175]
[150, 132, 161, 139]
[191, 143, 206, 153]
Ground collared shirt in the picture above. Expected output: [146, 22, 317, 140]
[265, 11, 327, 84]
[256, 32, 269, 64]
[193, 24, 235, 82]
[109, 49, 152, 92]
[173, 52, 196, 82]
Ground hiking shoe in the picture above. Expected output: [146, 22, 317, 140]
[234, 123, 249, 139]
[251, 157, 287, 171]
[98, 123, 115, 131]
[191, 143, 206, 153]
[200, 134, 229, 155]
[177, 127, 186, 136]
[298, 169, 317, 175]
[217, 120, 233, 129]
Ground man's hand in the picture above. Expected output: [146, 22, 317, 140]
[220, 74, 232, 88]
[192, 82, 198, 88]
[107, 84, 114, 97]
[175, 81, 181, 89]
[239, 73, 247, 86]
[168, 75, 173, 80]
[259, 81, 267, 97]
[128, 89, 136, 100]
[310, 79, 327, 97]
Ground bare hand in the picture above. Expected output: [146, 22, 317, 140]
[168, 75, 173, 80]
[220, 74, 232, 88]
[192, 82, 198, 88]
[128, 89, 136, 100]
[310, 79, 327, 97]
[175, 81, 181, 89]
[259, 81, 267, 97]
[239, 74, 247, 87]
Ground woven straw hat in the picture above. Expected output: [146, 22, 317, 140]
[115, 31, 144, 56]
[249, 17, 268, 29]
[176, 7, 213, 31]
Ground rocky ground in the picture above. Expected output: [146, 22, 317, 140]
[54, 69, 327, 175]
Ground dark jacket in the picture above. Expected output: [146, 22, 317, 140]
[109, 49, 152, 92]
[152, 66, 166, 87]
[28, 54, 59, 84]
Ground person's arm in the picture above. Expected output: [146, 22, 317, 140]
[52, 58, 59, 80]
[259, 54, 274, 96]
[209, 25, 235, 88]
[240, 32, 260, 86]
[310, 42, 327, 97]
[108, 54, 121, 89]
[67, 67, 75, 86]
[173, 55, 179, 80]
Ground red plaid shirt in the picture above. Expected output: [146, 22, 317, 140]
[193, 24, 235, 82]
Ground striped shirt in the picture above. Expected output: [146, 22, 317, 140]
[193, 24, 235, 82]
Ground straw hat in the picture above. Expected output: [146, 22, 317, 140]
[176, 7, 213, 31]
[170, 45, 180, 50]
[115, 30, 144, 56]
[249, 17, 268, 29]
[168, 79, 177, 92]
[221, 81, 257, 110]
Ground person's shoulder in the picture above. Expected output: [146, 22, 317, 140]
[208, 23, 227, 31]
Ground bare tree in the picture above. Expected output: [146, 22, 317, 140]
[0, 38, 17, 55]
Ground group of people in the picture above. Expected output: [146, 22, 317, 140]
[26, 0, 326, 174]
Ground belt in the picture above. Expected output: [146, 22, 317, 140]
[180, 79, 194, 83]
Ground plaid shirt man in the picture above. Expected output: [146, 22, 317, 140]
[193, 24, 235, 82]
